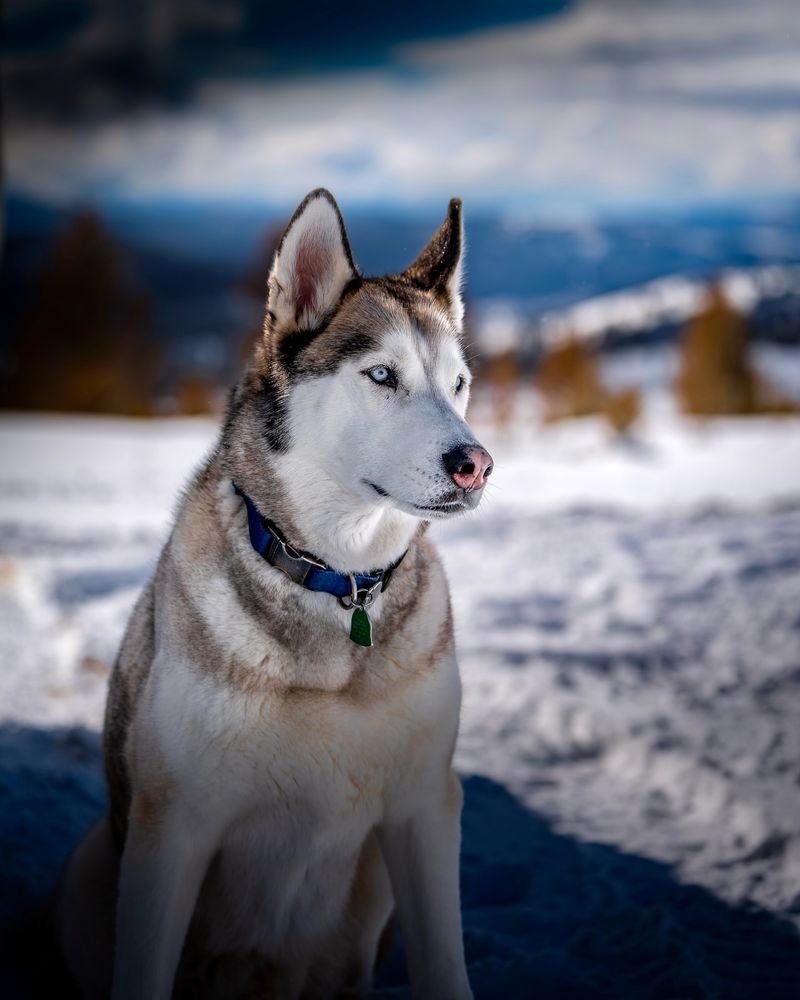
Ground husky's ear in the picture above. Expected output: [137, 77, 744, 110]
[402, 197, 464, 328]
[266, 188, 360, 336]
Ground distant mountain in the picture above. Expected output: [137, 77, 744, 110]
[522, 266, 800, 355]
[4, 195, 800, 375]
[91, 198, 800, 311]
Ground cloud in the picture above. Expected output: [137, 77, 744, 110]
[8, 0, 800, 213]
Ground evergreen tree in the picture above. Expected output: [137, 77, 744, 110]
[4, 211, 159, 414]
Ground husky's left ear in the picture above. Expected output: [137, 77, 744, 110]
[267, 188, 360, 336]
[402, 197, 464, 328]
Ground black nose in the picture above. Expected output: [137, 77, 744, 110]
[442, 445, 475, 477]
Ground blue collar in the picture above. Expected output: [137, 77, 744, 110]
[233, 483, 406, 607]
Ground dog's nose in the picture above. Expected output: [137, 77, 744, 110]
[442, 445, 494, 492]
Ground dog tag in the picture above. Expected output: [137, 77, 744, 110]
[350, 606, 373, 647]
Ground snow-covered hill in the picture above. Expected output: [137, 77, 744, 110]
[538, 265, 800, 348]
[475, 265, 800, 358]
[1, 361, 800, 996]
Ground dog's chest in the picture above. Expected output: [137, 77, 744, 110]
[147, 592, 457, 958]
[157, 637, 449, 813]
[213, 677, 431, 809]
[183, 673, 433, 956]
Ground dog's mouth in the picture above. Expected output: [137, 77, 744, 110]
[365, 481, 481, 517]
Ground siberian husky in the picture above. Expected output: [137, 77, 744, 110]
[56, 189, 493, 999]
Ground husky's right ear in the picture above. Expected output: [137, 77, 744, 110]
[266, 188, 360, 337]
[402, 197, 464, 328]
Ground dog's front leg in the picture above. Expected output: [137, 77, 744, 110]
[112, 797, 217, 1000]
[380, 769, 472, 1000]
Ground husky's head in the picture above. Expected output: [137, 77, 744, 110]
[223, 188, 493, 571]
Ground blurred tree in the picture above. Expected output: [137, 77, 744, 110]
[535, 337, 640, 433]
[675, 284, 797, 415]
[603, 387, 641, 435]
[172, 373, 223, 415]
[536, 339, 603, 421]
[481, 349, 521, 431]
[2, 211, 160, 415]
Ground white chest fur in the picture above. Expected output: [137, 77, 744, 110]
[132, 641, 460, 959]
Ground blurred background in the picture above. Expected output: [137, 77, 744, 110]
[3, 0, 800, 418]
[2, 2, 800, 997]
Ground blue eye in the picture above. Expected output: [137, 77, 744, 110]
[366, 366, 397, 388]
[455, 375, 466, 393]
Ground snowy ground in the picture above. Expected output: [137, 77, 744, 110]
[1, 346, 800, 997]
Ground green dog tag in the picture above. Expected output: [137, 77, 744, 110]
[350, 606, 373, 647]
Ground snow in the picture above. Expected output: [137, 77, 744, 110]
[2, 349, 800, 996]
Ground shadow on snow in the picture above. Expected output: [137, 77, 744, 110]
[0, 725, 798, 1000]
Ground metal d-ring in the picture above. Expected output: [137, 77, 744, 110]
[338, 574, 380, 610]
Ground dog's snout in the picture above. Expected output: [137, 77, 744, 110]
[442, 444, 494, 492]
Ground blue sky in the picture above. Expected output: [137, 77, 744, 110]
[6, 0, 800, 217]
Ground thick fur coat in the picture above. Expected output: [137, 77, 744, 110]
[57, 189, 492, 1000]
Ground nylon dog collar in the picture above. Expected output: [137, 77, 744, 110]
[233, 482, 405, 647]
